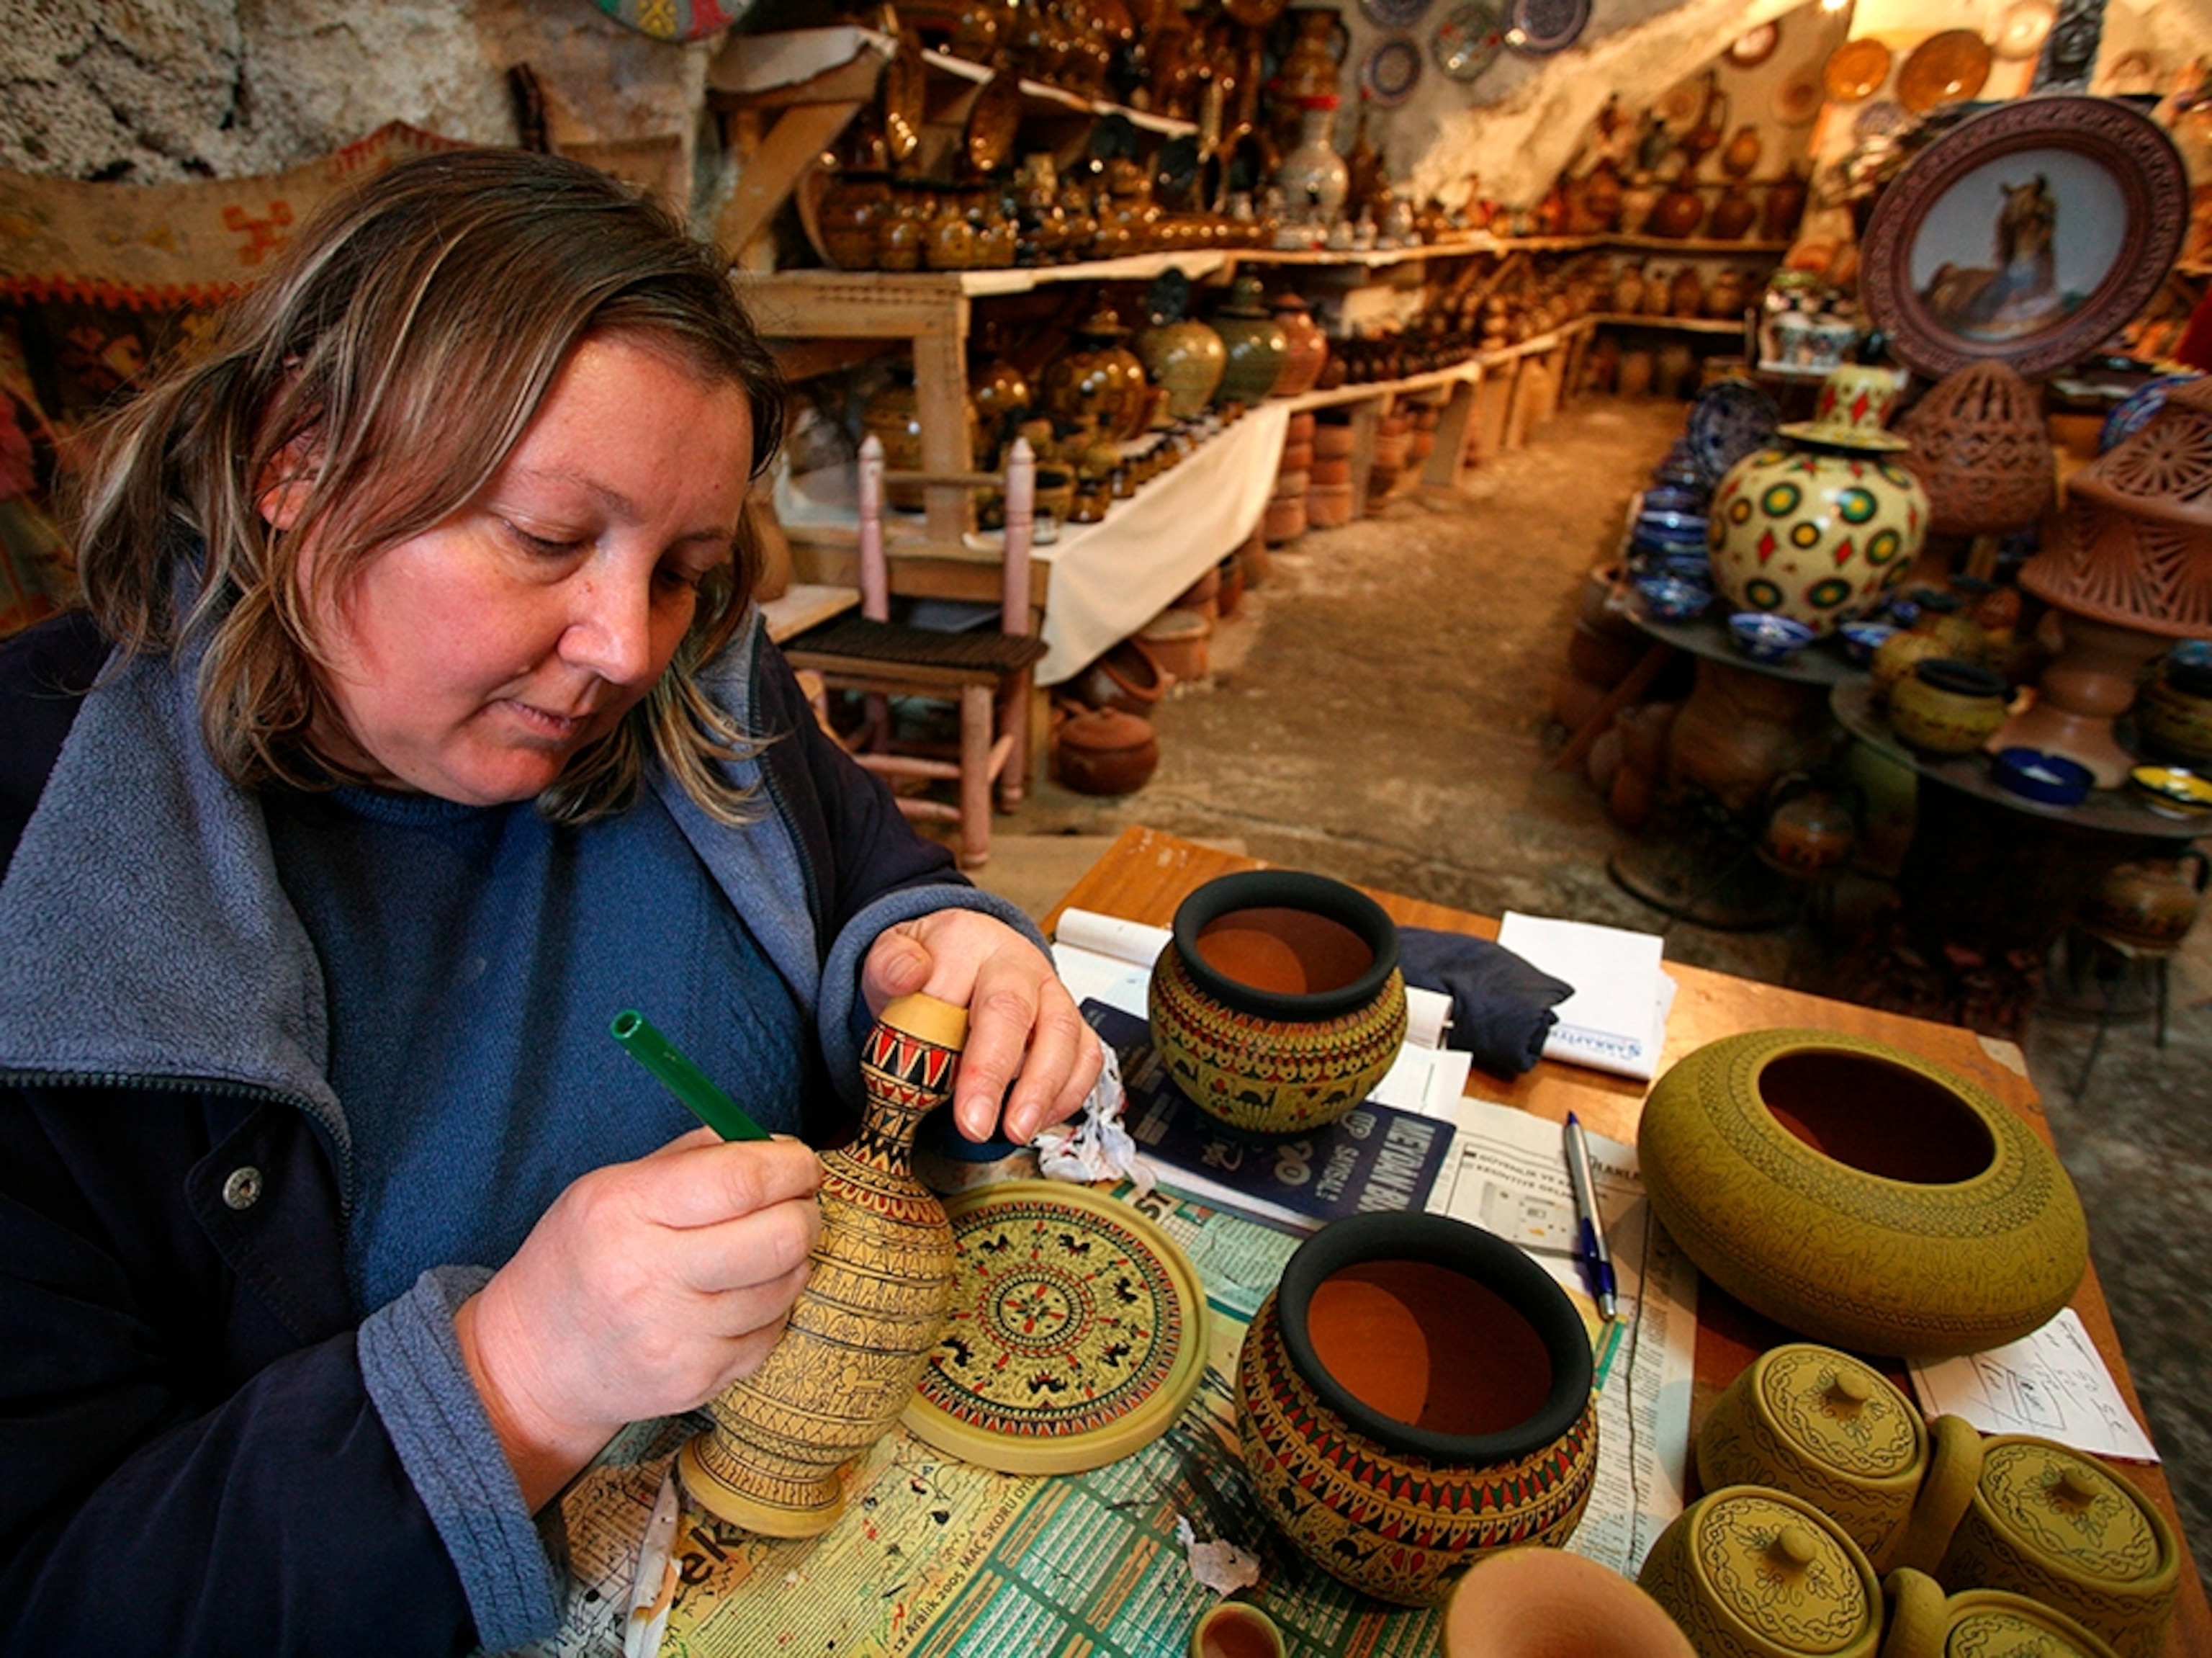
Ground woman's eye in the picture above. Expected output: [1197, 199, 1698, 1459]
[500, 518, 585, 556]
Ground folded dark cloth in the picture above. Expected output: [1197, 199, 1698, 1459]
[1397, 925, 1576, 1079]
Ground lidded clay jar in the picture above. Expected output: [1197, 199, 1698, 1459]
[1040, 309, 1153, 442]
[1697, 1343, 1983, 1576]
[1638, 1487, 1881, 1658]
[1938, 1435, 2181, 1658]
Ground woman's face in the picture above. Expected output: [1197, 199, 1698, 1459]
[296, 333, 754, 805]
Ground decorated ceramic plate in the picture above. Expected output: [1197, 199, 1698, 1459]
[1359, 0, 1434, 30]
[1505, 0, 1588, 56]
[1431, 1, 1506, 82]
[902, 1181, 1210, 1475]
[1359, 36, 1424, 106]
[1727, 20, 1779, 68]
[1897, 29, 1992, 115]
[1686, 380, 1782, 490]
[1771, 67, 1825, 127]
[1822, 36, 1892, 102]
[593, 0, 752, 40]
[1992, 0, 2055, 61]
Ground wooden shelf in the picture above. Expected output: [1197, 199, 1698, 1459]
[917, 48, 1197, 138]
[1588, 312, 1750, 335]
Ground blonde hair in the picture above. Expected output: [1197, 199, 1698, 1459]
[66, 148, 787, 824]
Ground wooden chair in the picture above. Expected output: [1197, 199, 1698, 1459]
[781, 434, 1047, 869]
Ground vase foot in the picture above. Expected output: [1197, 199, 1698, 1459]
[677, 1433, 847, 1538]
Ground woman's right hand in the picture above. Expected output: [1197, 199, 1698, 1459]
[452, 1128, 823, 1510]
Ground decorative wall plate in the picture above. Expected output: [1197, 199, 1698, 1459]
[1897, 29, 1992, 115]
[1727, 20, 1779, 68]
[1991, 0, 2056, 61]
[593, 0, 751, 41]
[1822, 37, 1893, 103]
[1431, 1, 1507, 82]
[1771, 69, 1824, 127]
[901, 1181, 1209, 1475]
[1359, 36, 1424, 106]
[1359, 0, 1434, 30]
[1853, 99, 1909, 139]
[1505, 0, 1588, 56]
[1686, 380, 1781, 490]
[1859, 94, 2190, 380]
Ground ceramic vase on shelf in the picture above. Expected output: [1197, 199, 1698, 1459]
[1209, 273, 1290, 407]
[1237, 1211, 1599, 1606]
[1274, 97, 1351, 236]
[1268, 290, 1330, 398]
[863, 374, 981, 510]
[1040, 309, 1152, 442]
[679, 994, 968, 1536]
[1133, 267, 1227, 421]
[1707, 365, 1928, 637]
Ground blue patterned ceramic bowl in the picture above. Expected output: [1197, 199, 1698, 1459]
[1836, 620, 1896, 666]
[1992, 748, 2093, 807]
[1635, 573, 1714, 622]
[1728, 611, 1816, 664]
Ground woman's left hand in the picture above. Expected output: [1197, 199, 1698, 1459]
[861, 910, 1102, 1145]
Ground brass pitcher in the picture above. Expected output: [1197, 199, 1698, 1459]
[679, 993, 967, 1536]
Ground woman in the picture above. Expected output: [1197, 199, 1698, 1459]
[0, 149, 1098, 1655]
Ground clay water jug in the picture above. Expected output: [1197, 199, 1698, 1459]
[1210, 273, 1290, 406]
[1764, 162, 1810, 241]
[1720, 122, 1764, 180]
[679, 995, 968, 1536]
[1647, 178, 1707, 239]
[1268, 290, 1330, 398]
[1611, 261, 1647, 315]
[1669, 265, 1706, 318]
[2079, 851, 2208, 950]
[1709, 181, 1758, 241]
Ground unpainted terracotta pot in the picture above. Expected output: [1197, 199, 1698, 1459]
[1639, 1029, 2090, 1358]
[1053, 706, 1160, 795]
[1443, 1548, 1692, 1658]
[1072, 637, 1174, 714]
[1264, 495, 1308, 544]
[1306, 480, 1355, 527]
[1238, 1211, 1598, 1605]
[1148, 869, 1407, 1135]
[2079, 851, 2207, 950]
[1140, 606, 1213, 681]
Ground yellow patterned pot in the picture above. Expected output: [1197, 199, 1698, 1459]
[1697, 1343, 1982, 1576]
[1938, 1436, 2180, 1658]
[1886, 658, 2010, 756]
[1637, 1486, 1882, 1658]
[1148, 869, 1407, 1134]
[1707, 369, 1926, 637]
[1236, 1211, 1599, 1606]
[1882, 1568, 2123, 1658]
[680, 995, 966, 1536]
[1638, 1030, 2089, 1359]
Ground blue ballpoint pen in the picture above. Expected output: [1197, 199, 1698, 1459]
[1563, 1111, 1618, 1322]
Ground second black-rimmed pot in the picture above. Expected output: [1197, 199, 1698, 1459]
[1146, 869, 1408, 1134]
[1236, 1210, 1600, 1606]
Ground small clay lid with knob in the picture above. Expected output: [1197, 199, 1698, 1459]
[1687, 1488, 1880, 1656]
[1753, 1345, 1923, 1482]
[1970, 1437, 2177, 1595]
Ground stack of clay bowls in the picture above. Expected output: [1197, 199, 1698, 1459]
[1366, 409, 1415, 507]
[1266, 410, 1314, 544]
[1308, 416, 1357, 529]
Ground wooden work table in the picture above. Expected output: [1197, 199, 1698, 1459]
[1044, 825, 2208, 1652]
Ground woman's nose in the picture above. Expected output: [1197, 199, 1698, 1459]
[560, 570, 656, 686]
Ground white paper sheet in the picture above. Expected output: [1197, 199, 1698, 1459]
[1909, 1309, 2162, 1464]
[1496, 912, 1676, 1081]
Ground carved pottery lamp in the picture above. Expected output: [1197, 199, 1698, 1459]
[1895, 359, 2056, 540]
[678, 993, 966, 1538]
[2000, 377, 2212, 784]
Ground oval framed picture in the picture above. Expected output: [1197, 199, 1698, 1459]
[1859, 95, 2190, 380]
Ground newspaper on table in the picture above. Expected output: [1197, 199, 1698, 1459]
[1424, 1095, 1699, 1578]
[1910, 1308, 2162, 1464]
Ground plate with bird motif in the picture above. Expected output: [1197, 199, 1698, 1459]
[901, 1181, 1209, 1475]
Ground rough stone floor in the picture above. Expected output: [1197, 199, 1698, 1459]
[941, 393, 2211, 1600]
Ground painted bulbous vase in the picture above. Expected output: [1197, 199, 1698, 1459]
[1639, 1487, 1882, 1658]
[1210, 273, 1290, 407]
[1882, 1569, 2122, 1658]
[1637, 1029, 2089, 1359]
[1236, 1211, 1599, 1606]
[679, 993, 967, 1536]
[1147, 869, 1407, 1135]
[1697, 1343, 1984, 1576]
[1040, 309, 1153, 443]
[1134, 315, 1228, 420]
[1938, 1435, 2181, 1658]
[2080, 851, 2208, 951]
[1708, 368, 1927, 637]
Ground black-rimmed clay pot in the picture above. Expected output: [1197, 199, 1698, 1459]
[1146, 869, 1408, 1134]
[1236, 1211, 1600, 1605]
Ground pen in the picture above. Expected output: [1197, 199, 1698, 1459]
[1563, 1111, 1618, 1322]
[609, 1009, 770, 1142]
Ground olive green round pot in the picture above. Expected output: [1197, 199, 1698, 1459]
[1638, 1030, 2089, 1359]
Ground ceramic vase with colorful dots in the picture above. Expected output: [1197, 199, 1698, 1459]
[1707, 366, 1929, 637]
